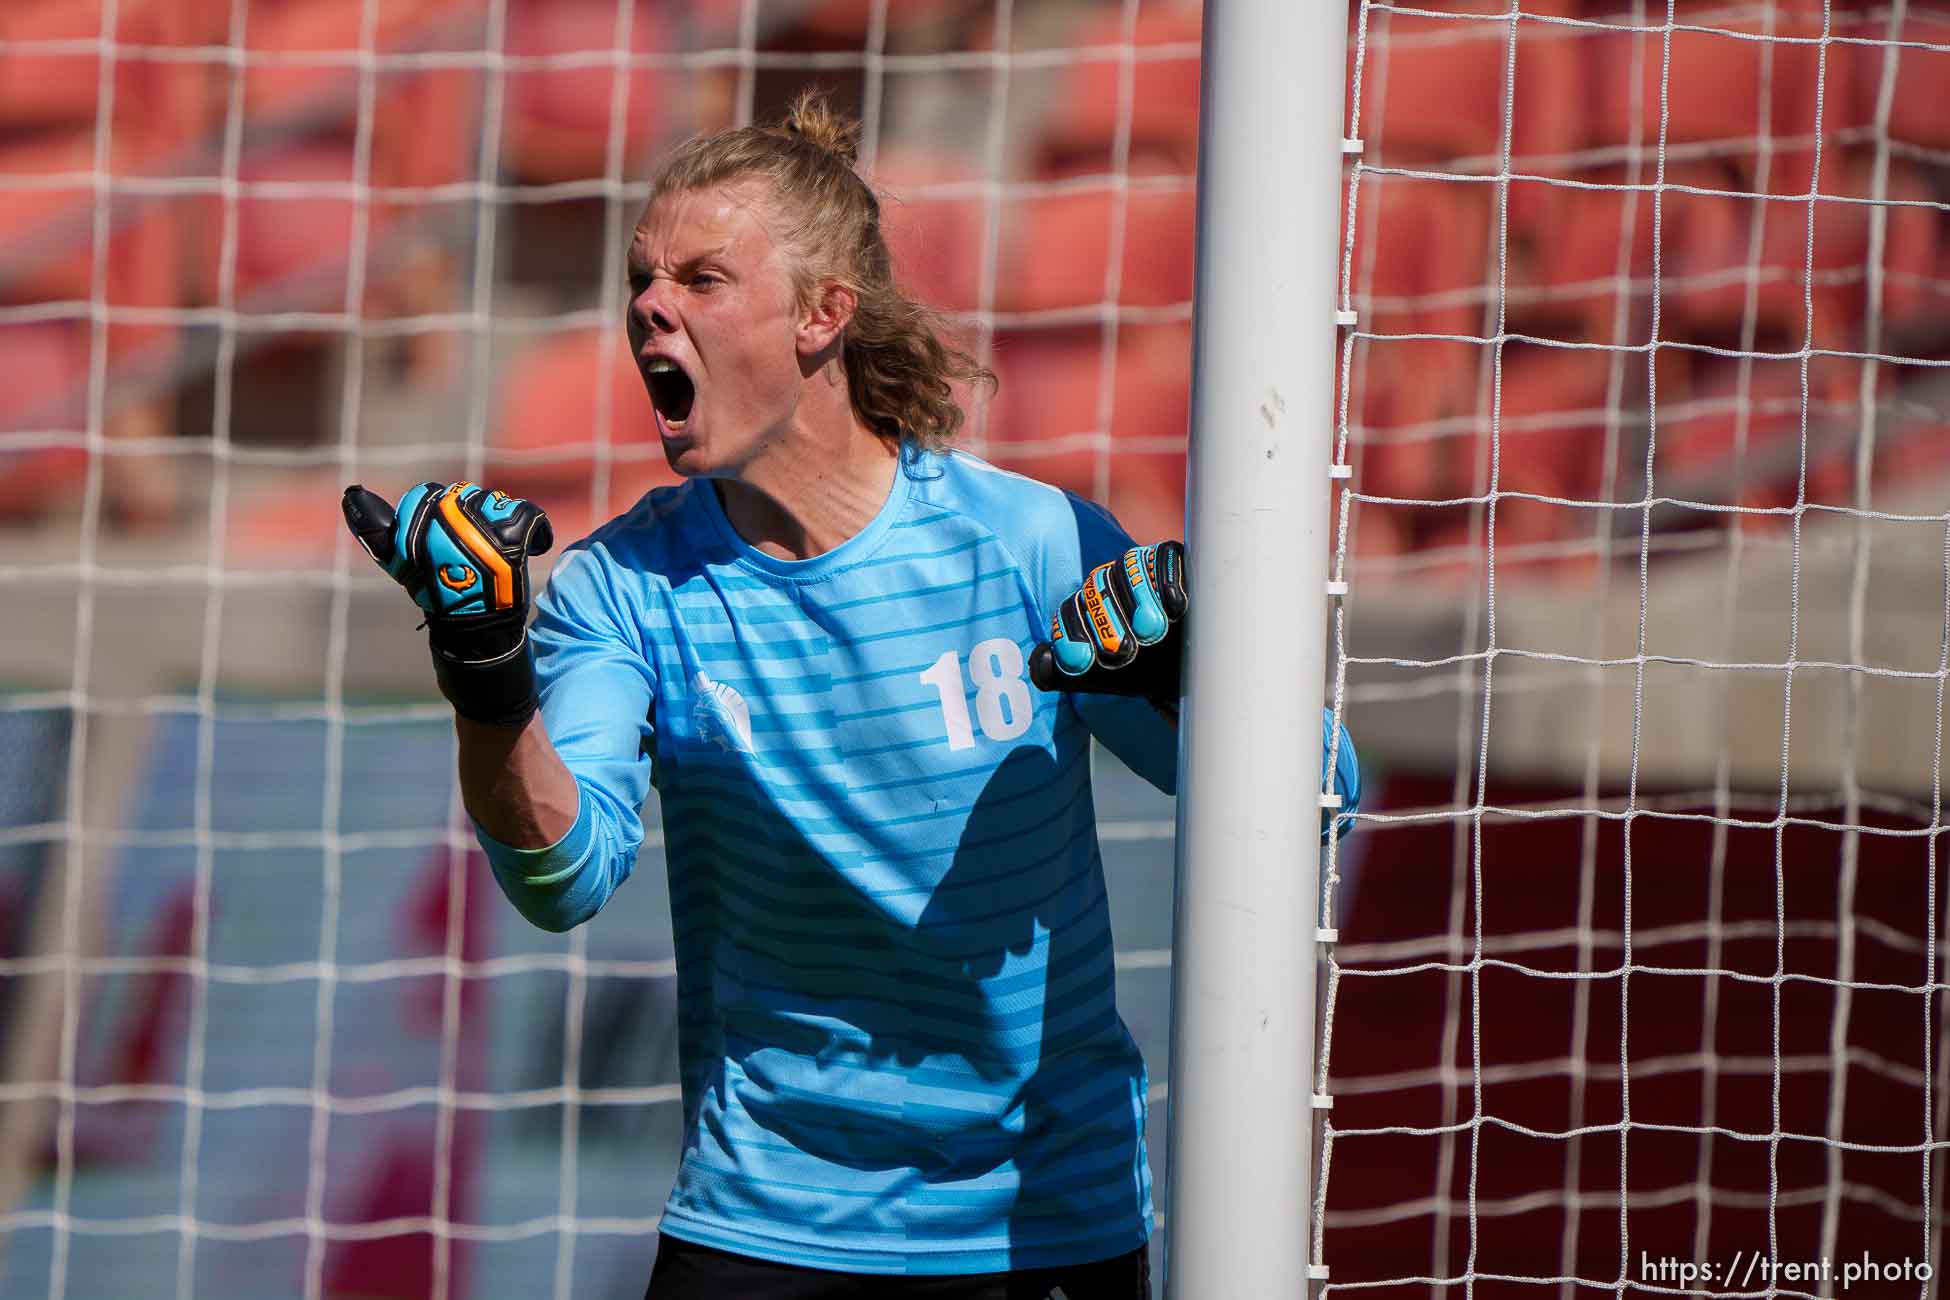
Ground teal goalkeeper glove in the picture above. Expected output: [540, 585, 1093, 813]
[342, 481, 554, 727]
[1029, 540, 1188, 707]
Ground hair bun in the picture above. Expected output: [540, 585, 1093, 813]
[780, 88, 861, 169]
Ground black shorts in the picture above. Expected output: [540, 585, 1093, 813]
[644, 1232, 1152, 1300]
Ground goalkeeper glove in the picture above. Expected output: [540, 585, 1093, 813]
[1028, 540, 1188, 707]
[341, 481, 554, 727]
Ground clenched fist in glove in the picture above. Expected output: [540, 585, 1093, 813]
[342, 481, 555, 727]
[1029, 540, 1187, 707]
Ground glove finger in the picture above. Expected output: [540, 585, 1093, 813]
[464, 485, 555, 561]
[1045, 597, 1100, 678]
[1027, 642, 1066, 691]
[1153, 539, 1188, 620]
[527, 510, 554, 557]
[1078, 560, 1140, 670]
[341, 485, 398, 568]
[1114, 545, 1171, 646]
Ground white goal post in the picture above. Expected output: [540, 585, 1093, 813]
[1165, 0, 1347, 1296]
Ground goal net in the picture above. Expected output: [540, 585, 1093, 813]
[1322, 0, 1950, 1295]
[0, 3, 1194, 1298]
[0, 1, 1943, 1299]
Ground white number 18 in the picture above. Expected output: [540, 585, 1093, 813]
[919, 637, 1033, 751]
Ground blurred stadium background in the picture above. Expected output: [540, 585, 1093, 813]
[1, 0, 1948, 1296]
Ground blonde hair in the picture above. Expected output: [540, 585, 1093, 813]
[647, 89, 994, 451]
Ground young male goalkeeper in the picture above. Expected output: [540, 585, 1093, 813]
[341, 92, 1360, 1300]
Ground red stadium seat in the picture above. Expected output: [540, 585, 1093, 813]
[1494, 346, 1612, 504]
[763, 0, 979, 48]
[1655, 352, 1807, 519]
[997, 5, 1202, 317]
[0, 2, 114, 129]
[996, 182, 1196, 315]
[985, 323, 1190, 541]
[1586, 17, 1846, 197]
[1036, 7, 1202, 179]
[0, 324, 93, 520]
[1839, 11, 1950, 151]
[873, 149, 987, 314]
[1353, 179, 1494, 339]
[1354, 11, 1583, 167]
[224, 0, 477, 324]
[1659, 165, 1931, 357]
[1526, 181, 1653, 344]
[241, 0, 481, 121]
[503, 0, 668, 184]
[0, 0, 199, 528]
[1879, 160, 1939, 333]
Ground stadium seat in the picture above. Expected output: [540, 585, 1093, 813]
[1354, 11, 1583, 167]
[1353, 179, 1494, 340]
[0, 0, 204, 527]
[1654, 352, 1807, 517]
[1839, 11, 1950, 151]
[503, 0, 667, 185]
[873, 149, 987, 314]
[997, 5, 1202, 316]
[1035, 6, 1202, 179]
[756, 0, 979, 48]
[1586, 17, 1847, 197]
[996, 182, 1196, 315]
[240, 0, 481, 120]
[1523, 179, 1654, 344]
[1494, 346, 1612, 501]
[0, 323, 89, 521]
[1838, 158, 1941, 336]
[985, 323, 1190, 541]
[1659, 163, 1936, 359]
[233, 0, 478, 272]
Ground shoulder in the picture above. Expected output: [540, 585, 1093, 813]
[910, 449, 1097, 546]
[907, 448, 1132, 604]
[537, 481, 702, 619]
[550, 482, 697, 582]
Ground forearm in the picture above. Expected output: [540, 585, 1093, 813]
[456, 712, 580, 849]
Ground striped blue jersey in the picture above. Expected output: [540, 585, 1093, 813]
[472, 446, 1360, 1274]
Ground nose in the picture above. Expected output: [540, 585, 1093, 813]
[630, 278, 677, 337]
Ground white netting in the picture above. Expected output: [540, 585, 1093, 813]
[0, 3, 1195, 1298]
[1318, 1, 1950, 1295]
[2, 1, 1947, 1298]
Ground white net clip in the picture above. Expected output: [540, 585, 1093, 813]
[1311, 1093, 1334, 1110]
[1341, 136, 1363, 155]
[1328, 463, 1352, 480]
[1324, 579, 1349, 597]
[1334, 309, 1357, 327]
[1309, 1263, 1331, 1281]
[1315, 928, 1339, 946]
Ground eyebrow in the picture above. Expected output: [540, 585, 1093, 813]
[626, 242, 732, 275]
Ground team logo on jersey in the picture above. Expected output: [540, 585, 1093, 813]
[690, 670, 753, 754]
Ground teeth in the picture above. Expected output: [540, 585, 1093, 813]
[646, 357, 679, 374]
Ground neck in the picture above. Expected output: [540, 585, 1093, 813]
[714, 375, 899, 562]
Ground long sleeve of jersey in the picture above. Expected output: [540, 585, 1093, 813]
[471, 542, 658, 932]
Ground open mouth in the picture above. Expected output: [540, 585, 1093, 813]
[644, 356, 696, 429]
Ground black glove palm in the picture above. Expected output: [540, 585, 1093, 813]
[343, 481, 554, 726]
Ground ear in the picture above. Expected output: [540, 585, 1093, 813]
[796, 280, 857, 358]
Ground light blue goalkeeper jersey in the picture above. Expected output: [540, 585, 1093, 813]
[473, 446, 1361, 1274]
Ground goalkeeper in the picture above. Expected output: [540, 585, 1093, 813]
[343, 91, 1359, 1300]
